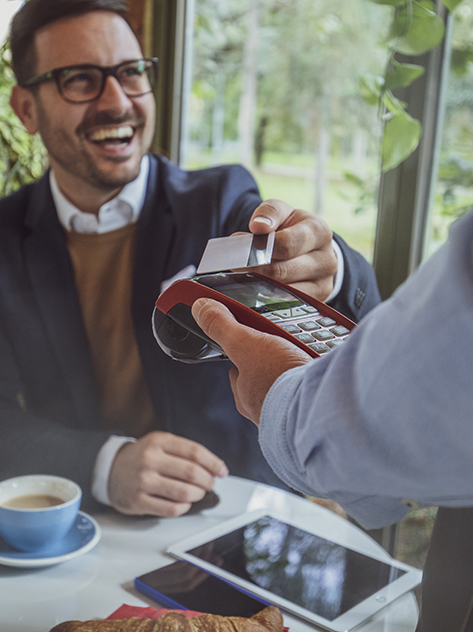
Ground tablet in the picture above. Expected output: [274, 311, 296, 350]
[167, 510, 422, 632]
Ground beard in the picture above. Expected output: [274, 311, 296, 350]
[35, 98, 153, 192]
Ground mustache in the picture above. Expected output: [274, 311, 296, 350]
[76, 111, 144, 136]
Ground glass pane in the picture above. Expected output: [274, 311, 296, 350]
[181, 0, 392, 261]
[0, 1, 23, 44]
[426, 0, 473, 258]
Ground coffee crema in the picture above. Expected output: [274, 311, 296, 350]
[1, 494, 64, 509]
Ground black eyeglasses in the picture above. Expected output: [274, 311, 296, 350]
[22, 58, 158, 104]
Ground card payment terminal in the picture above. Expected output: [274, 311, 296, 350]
[153, 272, 355, 363]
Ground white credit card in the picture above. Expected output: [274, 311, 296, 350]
[196, 232, 275, 275]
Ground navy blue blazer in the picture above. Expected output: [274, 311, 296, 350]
[0, 154, 380, 507]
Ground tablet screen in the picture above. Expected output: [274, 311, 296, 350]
[186, 515, 406, 622]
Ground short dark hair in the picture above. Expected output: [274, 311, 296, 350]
[10, 0, 130, 85]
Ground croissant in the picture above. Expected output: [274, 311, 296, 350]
[49, 605, 284, 632]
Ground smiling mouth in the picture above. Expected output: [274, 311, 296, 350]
[87, 125, 135, 146]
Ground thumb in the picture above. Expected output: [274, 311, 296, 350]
[192, 298, 257, 364]
[249, 199, 293, 234]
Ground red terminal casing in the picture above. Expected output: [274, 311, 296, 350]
[155, 272, 356, 359]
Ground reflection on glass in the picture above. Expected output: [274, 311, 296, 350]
[187, 516, 406, 621]
[197, 274, 302, 310]
[181, 0, 392, 260]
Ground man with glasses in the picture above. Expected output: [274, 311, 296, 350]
[0, 0, 380, 517]
[22, 58, 159, 105]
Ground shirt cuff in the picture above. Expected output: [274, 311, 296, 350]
[325, 239, 345, 303]
[91, 435, 136, 506]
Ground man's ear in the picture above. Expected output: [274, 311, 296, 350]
[10, 85, 39, 135]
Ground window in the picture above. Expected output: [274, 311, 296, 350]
[425, 0, 473, 258]
[181, 0, 392, 261]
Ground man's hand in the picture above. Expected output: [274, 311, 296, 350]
[192, 299, 312, 425]
[108, 432, 228, 517]
[248, 199, 338, 301]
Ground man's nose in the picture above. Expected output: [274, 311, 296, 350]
[95, 75, 132, 112]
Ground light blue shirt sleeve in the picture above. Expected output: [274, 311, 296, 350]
[259, 211, 473, 530]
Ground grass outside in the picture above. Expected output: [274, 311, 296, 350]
[185, 150, 379, 261]
[254, 168, 377, 261]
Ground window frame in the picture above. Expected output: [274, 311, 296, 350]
[373, 7, 454, 300]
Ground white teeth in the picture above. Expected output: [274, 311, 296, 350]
[88, 126, 134, 142]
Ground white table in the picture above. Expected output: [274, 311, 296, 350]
[0, 476, 418, 631]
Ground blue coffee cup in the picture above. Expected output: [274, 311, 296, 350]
[0, 475, 82, 552]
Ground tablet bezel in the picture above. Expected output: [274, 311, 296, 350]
[166, 509, 422, 632]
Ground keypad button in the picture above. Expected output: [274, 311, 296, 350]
[263, 313, 282, 322]
[302, 306, 319, 315]
[327, 338, 345, 348]
[312, 329, 335, 341]
[272, 309, 293, 319]
[298, 321, 320, 331]
[290, 307, 310, 318]
[330, 325, 350, 337]
[317, 317, 336, 327]
[296, 333, 314, 344]
[308, 342, 331, 354]
[280, 324, 300, 334]
[273, 307, 308, 319]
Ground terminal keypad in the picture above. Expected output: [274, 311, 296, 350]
[260, 301, 351, 355]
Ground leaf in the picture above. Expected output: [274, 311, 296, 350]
[385, 61, 425, 89]
[382, 90, 408, 115]
[389, 1, 445, 56]
[343, 171, 365, 186]
[359, 74, 384, 105]
[442, 0, 464, 10]
[450, 47, 473, 76]
[382, 112, 422, 171]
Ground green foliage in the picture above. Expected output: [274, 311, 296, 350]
[0, 43, 46, 198]
[437, 155, 473, 218]
[342, 170, 379, 215]
[189, 0, 392, 158]
[363, 0, 465, 172]
[384, 60, 425, 89]
[451, 46, 473, 75]
[443, 0, 464, 9]
[382, 111, 422, 170]
[389, 1, 445, 56]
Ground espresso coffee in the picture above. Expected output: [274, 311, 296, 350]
[2, 494, 64, 509]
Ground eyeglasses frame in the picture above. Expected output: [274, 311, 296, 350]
[21, 57, 159, 104]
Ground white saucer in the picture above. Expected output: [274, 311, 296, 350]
[0, 511, 101, 568]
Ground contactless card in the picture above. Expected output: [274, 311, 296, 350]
[196, 232, 275, 275]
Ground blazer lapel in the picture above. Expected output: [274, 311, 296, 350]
[23, 176, 100, 427]
[132, 156, 176, 380]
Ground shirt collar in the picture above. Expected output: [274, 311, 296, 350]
[50, 155, 150, 234]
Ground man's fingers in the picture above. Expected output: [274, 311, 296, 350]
[274, 212, 333, 259]
[126, 492, 192, 518]
[148, 472, 208, 504]
[148, 432, 228, 478]
[249, 199, 294, 234]
[251, 250, 335, 285]
[144, 451, 216, 493]
[108, 432, 229, 517]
